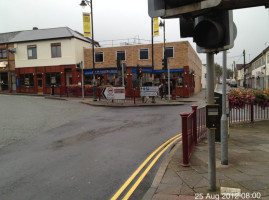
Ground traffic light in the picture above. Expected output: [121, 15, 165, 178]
[162, 56, 168, 77]
[138, 68, 142, 79]
[76, 62, 81, 72]
[193, 10, 236, 53]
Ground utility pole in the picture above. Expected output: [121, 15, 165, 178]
[81, 61, 84, 99]
[151, 18, 156, 103]
[221, 51, 228, 165]
[206, 53, 216, 191]
[243, 50, 246, 88]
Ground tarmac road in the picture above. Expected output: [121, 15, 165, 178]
[0, 95, 200, 200]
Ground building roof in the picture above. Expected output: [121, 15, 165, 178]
[0, 31, 21, 44]
[8, 27, 92, 43]
[236, 64, 244, 70]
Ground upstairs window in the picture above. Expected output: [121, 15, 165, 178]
[117, 50, 126, 61]
[0, 49, 7, 59]
[95, 52, 104, 62]
[139, 48, 149, 60]
[164, 47, 174, 58]
[28, 45, 37, 59]
[51, 43, 61, 58]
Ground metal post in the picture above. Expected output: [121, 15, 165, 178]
[89, 0, 97, 101]
[168, 61, 171, 101]
[221, 51, 228, 165]
[151, 18, 156, 103]
[122, 62, 124, 87]
[180, 112, 190, 167]
[206, 53, 216, 191]
[81, 61, 85, 99]
[192, 105, 198, 145]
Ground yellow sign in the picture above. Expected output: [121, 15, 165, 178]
[153, 18, 159, 37]
[83, 12, 91, 37]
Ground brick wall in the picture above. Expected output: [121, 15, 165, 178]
[84, 41, 202, 93]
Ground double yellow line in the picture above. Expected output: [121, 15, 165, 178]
[111, 133, 182, 200]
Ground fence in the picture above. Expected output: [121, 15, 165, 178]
[180, 105, 207, 166]
[229, 102, 269, 124]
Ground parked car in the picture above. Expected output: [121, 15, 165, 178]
[230, 79, 237, 87]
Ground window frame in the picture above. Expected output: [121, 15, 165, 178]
[27, 45, 37, 59]
[51, 43, 61, 58]
[116, 50, 126, 61]
[139, 48, 149, 60]
[95, 51, 104, 63]
[0, 49, 7, 59]
[164, 46, 174, 58]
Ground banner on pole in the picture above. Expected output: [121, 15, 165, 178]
[83, 12, 91, 37]
[153, 18, 159, 37]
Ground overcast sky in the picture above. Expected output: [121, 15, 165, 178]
[1, 0, 268, 69]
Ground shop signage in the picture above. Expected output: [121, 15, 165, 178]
[0, 61, 8, 68]
[140, 86, 159, 97]
[102, 87, 125, 100]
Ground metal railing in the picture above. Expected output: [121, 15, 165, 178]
[229, 102, 269, 124]
[180, 105, 207, 166]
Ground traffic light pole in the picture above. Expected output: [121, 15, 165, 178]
[221, 51, 228, 165]
[122, 62, 125, 87]
[168, 61, 171, 101]
[206, 53, 216, 191]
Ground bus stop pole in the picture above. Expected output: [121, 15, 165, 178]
[206, 52, 216, 191]
[221, 51, 228, 165]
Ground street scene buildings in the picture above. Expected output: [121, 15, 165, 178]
[0, 27, 202, 98]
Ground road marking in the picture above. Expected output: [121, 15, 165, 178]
[110, 133, 182, 200]
[122, 136, 182, 200]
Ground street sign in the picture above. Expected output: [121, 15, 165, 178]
[102, 87, 125, 100]
[140, 86, 159, 97]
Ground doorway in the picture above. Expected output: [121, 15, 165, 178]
[37, 74, 43, 94]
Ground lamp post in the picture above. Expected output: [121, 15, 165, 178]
[80, 0, 97, 101]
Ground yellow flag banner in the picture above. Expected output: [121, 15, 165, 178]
[153, 18, 159, 37]
[83, 12, 91, 37]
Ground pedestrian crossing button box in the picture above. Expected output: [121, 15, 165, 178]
[206, 104, 221, 129]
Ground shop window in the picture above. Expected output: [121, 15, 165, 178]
[46, 73, 61, 86]
[0, 49, 7, 59]
[85, 75, 92, 85]
[28, 45, 37, 59]
[95, 52, 104, 62]
[117, 50, 126, 61]
[51, 43, 61, 58]
[139, 48, 149, 60]
[19, 74, 34, 87]
[165, 47, 174, 58]
[177, 72, 184, 87]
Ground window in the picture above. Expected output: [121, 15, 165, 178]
[19, 74, 34, 87]
[164, 47, 174, 58]
[139, 48, 149, 60]
[95, 52, 104, 62]
[267, 53, 269, 63]
[117, 50, 126, 61]
[28, 45, 37, 59]
[51, 43, 61, 58]
[46, 73, 61, 86]
[0, 49, 7, 59]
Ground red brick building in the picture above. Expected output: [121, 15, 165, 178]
[84, 41, 202, 97]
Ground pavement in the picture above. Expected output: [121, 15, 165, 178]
[142, 120, 269, 200]
[43, 89, 207, 107]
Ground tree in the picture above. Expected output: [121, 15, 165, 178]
[215, 63, 222, 83]
[227, 69, 233, 79]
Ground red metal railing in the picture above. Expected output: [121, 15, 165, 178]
[229, 102, 269, 124]
[180, 105, 207, 167]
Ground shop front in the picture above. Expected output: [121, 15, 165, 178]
[15, 65, 80, 95]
